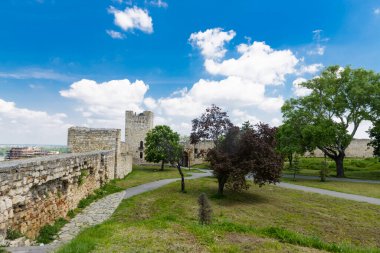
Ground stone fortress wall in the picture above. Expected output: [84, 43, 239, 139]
[0, 124, 134, 242]
[125, 111, 154, 164]
[306, 139, 374, 158]
[0, 150, 117, 240]
[68, 127, 132, 178]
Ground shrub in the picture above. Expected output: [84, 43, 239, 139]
[198, 193, 212, 225]
[320, 161, 329, 182]
[36, 218, 68, 244]
[6, 228, 23, 240]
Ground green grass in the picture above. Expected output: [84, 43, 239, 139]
[66, 164, 199, 218]
[5, 228, 23, 240]
[283, 157, 380, 180]
[36, 217, 68, 244]
[57, 178, 380, 253]
[192, 162, 211, 170]
[31, 164, 191, 243]
[282, 178, 380, 198]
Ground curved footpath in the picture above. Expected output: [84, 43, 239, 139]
[7, 170, 380, 253]
[282, 174, 380, 184]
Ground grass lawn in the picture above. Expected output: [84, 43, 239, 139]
[192, 162, 211, 170]
[57, 178, 380, 253]
[111, 164, 203, 190]
[283, 157, 380, 180]
[282, 178, 380, 199]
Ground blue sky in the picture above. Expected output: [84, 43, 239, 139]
[0, 0, 379, 144]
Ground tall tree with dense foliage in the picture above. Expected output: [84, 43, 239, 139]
[207, 123, 283, 196]
[282, 66, 380, 177]
[145, 125, 181, 171]
[276, 121, 305, 167]
[368, 121, 380, 160]
[190, 104, 233, 145]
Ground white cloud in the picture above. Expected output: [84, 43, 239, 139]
[307, 45, 325, 56]
[60, 79, 149, 129]
[230, 109, 260, 126]
[57, 28, 326, 137]
[0, 68, 72, 81]
[0, 99, 70, 144]
[148, 0, 168, 8]
[108, 6, 153, 34]
[374, 8, 380, 15]
[298, 63, 324, 75]
[143, 97, 157, 110]
[106, 29, 125, 39]
[292, 77, 311, 96]
[307, 29, 328, 56]
[348, 120, 372, 139]
[189, 28, 236, 59]
[204, 41, 299, 85]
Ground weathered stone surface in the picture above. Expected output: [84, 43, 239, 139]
[125, 111, 154, 164]
[0, 150, 130, 240]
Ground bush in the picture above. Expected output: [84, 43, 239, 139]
[320, 162, 329, 182]
[36, 218, 68, 244]
[6, 228, 23, 240]
[198, 193, 212, 225]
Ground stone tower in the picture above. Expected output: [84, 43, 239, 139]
[125, 111, 154, 163]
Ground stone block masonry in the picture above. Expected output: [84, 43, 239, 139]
[0, 150, 116, 240]
[0, 127, 133, 242]
[68, 127, 132, 178]
[125, 111, 154, 164]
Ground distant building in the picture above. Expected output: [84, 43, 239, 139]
[5, 147, 58, 160]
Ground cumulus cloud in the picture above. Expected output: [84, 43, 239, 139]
[58, 28, 324, 137]
[106, 29, 125, 39]
[292, 77, 311, 96]
[297, 63, 324, 75]
[189, 28, 236, 59]
[60, 79, 149, 129]
[204, 41, 299, 85]
[0, 99, 70, 144]
[108, 6, 153, 34]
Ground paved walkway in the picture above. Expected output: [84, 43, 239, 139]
[282, 174, 380, 184]
[7, 170, 212, 253]
[278, 182, 380, 205]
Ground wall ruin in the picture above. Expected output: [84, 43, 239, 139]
[0, 150, 116, 240]
[0, 127, 133, 242]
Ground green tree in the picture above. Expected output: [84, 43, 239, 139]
[145, 125, 181, 171]
[276, 121, 305, 167]
[282, 66, 380, 177]
[368, 120, 380, 160]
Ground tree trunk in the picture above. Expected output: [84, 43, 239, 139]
[334, 153, 345, 178]
[217, 175, 227, 196]
[177, 164, 185, 193]
[160, 160, 165, 171]
[288, 153, 293, 168]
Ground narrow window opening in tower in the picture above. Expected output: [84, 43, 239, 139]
[140, 152, 143, 159]
[140, 141, 144, 149]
